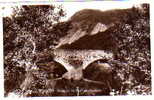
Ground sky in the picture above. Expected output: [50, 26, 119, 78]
[0, 0, 150, 21]
[0, 1, 148, 21]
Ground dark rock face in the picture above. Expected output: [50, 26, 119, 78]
[70, 9, 131, 26]
[56, 8, 134, 52]
[59, 27, 117, 52]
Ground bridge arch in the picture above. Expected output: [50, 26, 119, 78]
[82, 57, 110, 69]
[83, 58, 110, 70]
[53, 58, 75, 71]
[47, 60, 68, 78]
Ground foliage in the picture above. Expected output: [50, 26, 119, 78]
[3, 5, 68, 96]
[110, 4, 151, 95]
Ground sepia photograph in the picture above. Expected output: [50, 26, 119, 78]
[1, 1, 151, 97]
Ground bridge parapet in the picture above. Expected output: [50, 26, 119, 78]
[53, 49, 113, 71]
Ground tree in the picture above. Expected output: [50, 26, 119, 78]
[110, 4, 151, 95]
[3, 5, 67, 96]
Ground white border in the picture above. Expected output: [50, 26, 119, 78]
[0, 0, 151, 3]
[0, 4, 4, 99]
[0, 0, 153, 100]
